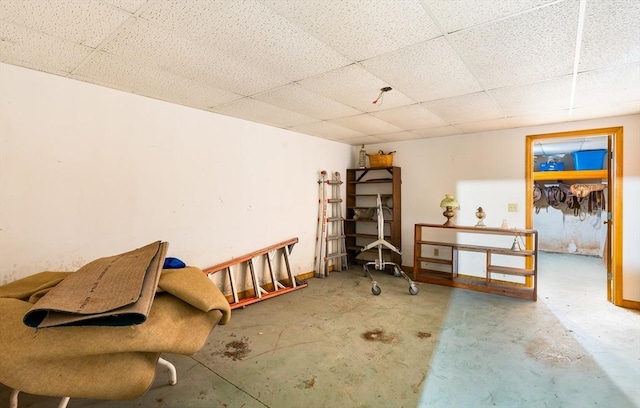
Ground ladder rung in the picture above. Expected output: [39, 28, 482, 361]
[328, 198, 342, 203]
[326, 217, 343, 222]
[326, 252, 348, 259]
[327, 234, 346, 240]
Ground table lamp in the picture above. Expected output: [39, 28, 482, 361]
[440, 194, 460, 226]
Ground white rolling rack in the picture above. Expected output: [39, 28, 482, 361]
[314, 171, 348, 278]
[361, 193, 418, 296]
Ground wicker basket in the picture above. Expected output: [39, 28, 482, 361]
[367, 150, 394, 167]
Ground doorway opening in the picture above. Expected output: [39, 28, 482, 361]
[526, 127, 625, 307]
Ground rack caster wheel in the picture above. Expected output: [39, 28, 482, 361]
[393, 266, 402, 277]
[409, 284, 419, 295]
[372, 284, 381, 296]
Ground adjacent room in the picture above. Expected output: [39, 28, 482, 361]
[1, 1, 639, 407]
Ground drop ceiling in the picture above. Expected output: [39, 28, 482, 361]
[1, 0, 638, 145]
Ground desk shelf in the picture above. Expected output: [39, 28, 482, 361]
[413, 224, 538, 301]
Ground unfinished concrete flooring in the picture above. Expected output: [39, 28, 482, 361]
[2, 252, 639, 407]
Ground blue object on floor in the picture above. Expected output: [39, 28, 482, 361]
[163, 257, 186, 269]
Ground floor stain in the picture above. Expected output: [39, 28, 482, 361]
[295, 377, 316, 389]
[219, 337, 251, 361]
[362, 329, 398, 344]
[417, 331, 432, 339]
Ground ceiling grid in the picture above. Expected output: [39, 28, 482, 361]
[0, 0, 638, 144]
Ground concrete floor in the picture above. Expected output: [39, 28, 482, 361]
[2, 252, 639, 407]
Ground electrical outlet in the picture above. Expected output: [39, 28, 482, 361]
[433, 248, 439, 257]
[508, 203, 518, 212]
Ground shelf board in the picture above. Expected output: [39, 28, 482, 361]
[415, 224, 536, 235]
[347, 193, 393, 197]
[414, 269, 454, 282]
[533, 169, 607, 181]
[347, 179, 393, 184]
[488, 265, 535, 276]
[413, 274, 535, 300]
[346, 232, 392, 240]
[345, 219, 393, 223]
[416, 256, 453, 265]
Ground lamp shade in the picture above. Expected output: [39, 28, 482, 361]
[439, 194, 460, 209]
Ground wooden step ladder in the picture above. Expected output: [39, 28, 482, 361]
[314, 171, 348, 278]
[203, 238, 307, 309]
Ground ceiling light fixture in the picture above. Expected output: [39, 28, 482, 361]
[372, 86, 392, 105]
[569, 0, 587, 114]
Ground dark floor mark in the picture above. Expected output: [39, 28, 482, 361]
[417, 331, 432, 339]
[295, 377, 316, 389]
[219, 337, 251, 360]
[362, 329, 398, 344]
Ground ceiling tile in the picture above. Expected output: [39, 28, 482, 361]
[579, 0, 640, 71]
[102, 0, 148, 14]
[449, 0, 578, 89]
[506, 110, 571, 128]
[0, 0, 132, 48]
[297, 64, 417, 112]
[567, 100, 640, 122]
[140, 0, 351, 81]
[452, 118, 511, 133]
[0, 20, 92, 73]
[253, 84, 361, 120]
[421, 92, 504, 124]
[411, 126, 462, 138]
[328, 114, 403, 135]
[289, 121, 365, 141]
[574, 64, 640, 108]
[73, 51, 243, 108]
[212, 98, 319, 128]
[101, 18, 290, 96]
[425, 0, 557, 33]
[489, 76, 573, 117]
[371, 131, 424, 143]
[261, 0, 441, 61]
[371, 104, 448, 130]
[341, 135, 388, 146]
[360, 37, 483, 102]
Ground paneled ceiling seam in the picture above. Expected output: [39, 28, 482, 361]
[417, 0, 507, 120]
[257, 1, 406, 117]
[70, 15, 137, 76]
[128, 0, 154, 17]
[443, 0, 569, 36]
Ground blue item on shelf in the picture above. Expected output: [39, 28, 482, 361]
[571, 149, 607, 170]
[540, 161, 565, 171]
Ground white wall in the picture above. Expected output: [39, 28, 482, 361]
[534, 206, 607, 256]
[362, 114, 640, 302]
[2, 63, 638, 301]
[0, 63, 352, 289]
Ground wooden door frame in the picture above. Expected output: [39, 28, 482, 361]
[525, 126, 633, 308]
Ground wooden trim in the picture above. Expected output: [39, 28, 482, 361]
[526, 126, 633, 309]
[619, 299, 640, 309]
[611, 127, 625, 306]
